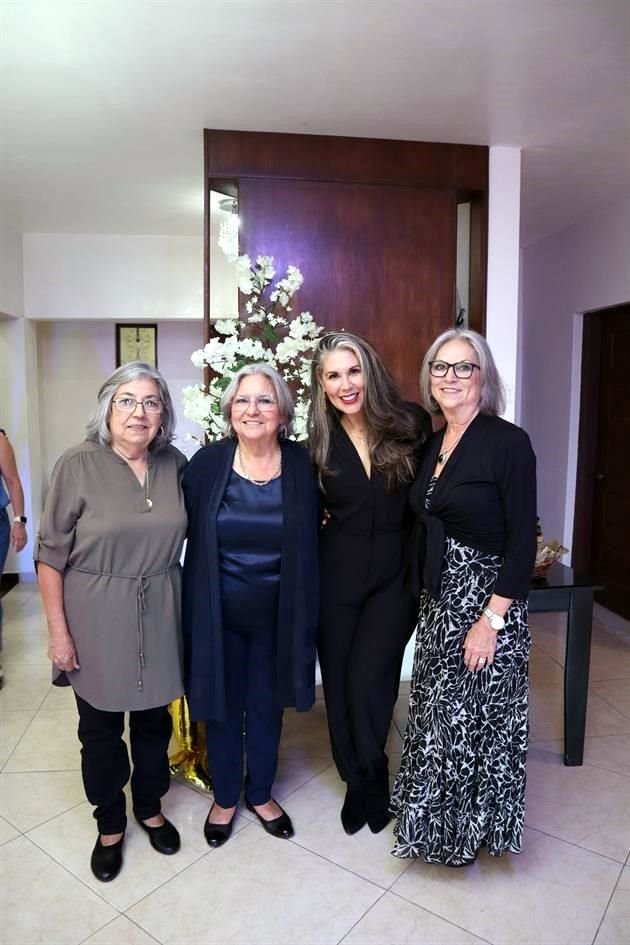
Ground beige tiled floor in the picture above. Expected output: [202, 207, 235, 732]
[1, 584, 629, 945]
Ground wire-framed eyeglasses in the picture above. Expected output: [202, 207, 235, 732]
[429, 360, 480, 380]
[232, 395, 278, 411]
[112, 396, 163, 414]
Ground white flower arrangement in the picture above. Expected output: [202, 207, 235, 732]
[183, 253, 327, 442]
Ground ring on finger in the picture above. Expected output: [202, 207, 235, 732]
[477, 656, 487, 665]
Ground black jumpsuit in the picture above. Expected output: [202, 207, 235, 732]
[318, 421, 423, 788]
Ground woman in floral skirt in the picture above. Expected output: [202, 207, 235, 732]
[390, 329, 537, 866]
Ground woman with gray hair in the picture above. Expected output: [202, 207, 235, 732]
[182, 363, 319, 847]
[390, 329, 537, 866]
[36, 361, 187, 882]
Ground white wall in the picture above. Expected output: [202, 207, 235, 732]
[520, 195, 630, 552]
[37, 320, 204, 491]
[24, 234, 203, 319]
[486, 147, 522, 422]
[0, 217, 24, 318]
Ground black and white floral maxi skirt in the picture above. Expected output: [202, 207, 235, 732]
[390, 537, 530, 865]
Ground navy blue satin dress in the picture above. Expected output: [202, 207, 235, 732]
[218, 470, 282, 632]
[210, 468, 284, 807]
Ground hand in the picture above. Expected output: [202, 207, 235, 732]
[462, 618, 497, 672]
[10, 522, 27, 553]
[48, 633, 80, 672]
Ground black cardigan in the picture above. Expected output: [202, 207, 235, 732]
[409, 414, 537, 601]
[181, 437, 320, 722]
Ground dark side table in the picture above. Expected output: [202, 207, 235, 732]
[528, 562, 603, 766]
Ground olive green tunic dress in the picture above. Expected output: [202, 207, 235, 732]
[35, 440, 187, 712]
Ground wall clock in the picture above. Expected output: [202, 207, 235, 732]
[116, 323, 158, 367]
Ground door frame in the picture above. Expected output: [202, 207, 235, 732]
[572, 302, 629, 575]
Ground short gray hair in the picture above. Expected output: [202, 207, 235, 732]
[419, 329, 506, 416]
[221, 363, 295, 438]
[85, 361, 176, 451]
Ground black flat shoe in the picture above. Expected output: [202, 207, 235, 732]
[246, 799, 294, 839]
[203, 804, 236, 848]
[135, 816, 180, 855]
[341, 786, 367, 835]
[90, 834, 124, 882]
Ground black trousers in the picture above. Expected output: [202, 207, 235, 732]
[75, 693, 172, 835]
[318, 536, 417, 788]
[205, 623, 283, 808]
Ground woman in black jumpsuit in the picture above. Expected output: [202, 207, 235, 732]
[308, 332, 431, 834]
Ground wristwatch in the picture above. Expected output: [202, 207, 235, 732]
[483, 606, 505, 631]
[13, 516, 27, 525]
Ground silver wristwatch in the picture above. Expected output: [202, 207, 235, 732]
[483, 606, 505, 631]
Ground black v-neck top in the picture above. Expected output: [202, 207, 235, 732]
[409, 414, 537, 600]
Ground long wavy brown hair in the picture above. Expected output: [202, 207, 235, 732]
[308, 331, 424, 492]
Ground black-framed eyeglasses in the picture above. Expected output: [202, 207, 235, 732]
[112, 396, 163, 414]
[429, 360, 480, 379]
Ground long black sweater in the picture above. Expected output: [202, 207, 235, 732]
[409, 413, 537, 601]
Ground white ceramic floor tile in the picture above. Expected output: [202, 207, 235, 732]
[594, 866, 630, 945]
[391, 828, 621, 945]
[343, 891, 487, 944]
[127, 823, 383, 945]
[39, 682, 77, 712]
[529, 686, 630, 743]
[0, 708, 35, 766]
[0, 834, 117, 945]
[4, 709, 81, 771]
[0, 661, 54, 710]
[1, 627, 50, 665]
[0, 812, 20, 845]
[273, 753, 334, 801]
[589, 627, 630, 683]
[280, 701, 334, 759]
[528, 644, 564, 688]
[525, 743, 630, 862]
[532, 734, 630, 779]
[27, 782, 224, 911]
[83, 915, 161, 945]
[279, 765, 412, 889]
[592, 679, 630, 718]
[0, 769, 86, 830]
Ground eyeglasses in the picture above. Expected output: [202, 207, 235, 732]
[429, 360, 480, 379]
[112, 397, 163, 414]
[232, 395, 278, 411]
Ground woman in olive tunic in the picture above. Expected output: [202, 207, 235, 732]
[36, 362, 187, 883]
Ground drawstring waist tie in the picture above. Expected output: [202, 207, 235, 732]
[68, 563, 179, 691]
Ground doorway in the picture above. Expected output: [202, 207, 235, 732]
[573, 304, 630, 618]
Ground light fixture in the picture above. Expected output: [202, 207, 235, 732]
[217, 197, 239, 260]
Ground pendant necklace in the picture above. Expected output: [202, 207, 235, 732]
[237, 445, 281, 487]
[144, 470, 153, 510]
[437, 414, 478, 465]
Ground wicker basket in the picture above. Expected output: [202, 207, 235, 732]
[533, 541, 568, 579]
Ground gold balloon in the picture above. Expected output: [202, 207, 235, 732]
[168, 697, 212, 792]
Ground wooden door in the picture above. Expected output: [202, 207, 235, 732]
[589, 307, 630, 617]
[239, 178, 456, 399]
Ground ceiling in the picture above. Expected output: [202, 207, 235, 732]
[2, 0, 628, 246]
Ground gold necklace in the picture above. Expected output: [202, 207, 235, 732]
[144, 470, 152, 510]
[237, 445, 281, 487]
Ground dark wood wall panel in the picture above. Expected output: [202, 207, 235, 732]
[206, 130, 487, 191]
[239, 178, 456, 400]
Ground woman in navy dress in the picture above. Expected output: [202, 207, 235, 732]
[308, 332, 431, 835]
[182, 364, 319, 847]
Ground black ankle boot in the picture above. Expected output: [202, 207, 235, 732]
[340, 785, 367, 835]
[365, 774, 391, 834]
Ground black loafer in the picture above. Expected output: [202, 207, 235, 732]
[246, 799, 294, 839]
[135, 816, 180, 855]
[90, 834, 124, 882]
[341, 786, 367, 835]
[203, 804, 236, 848]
